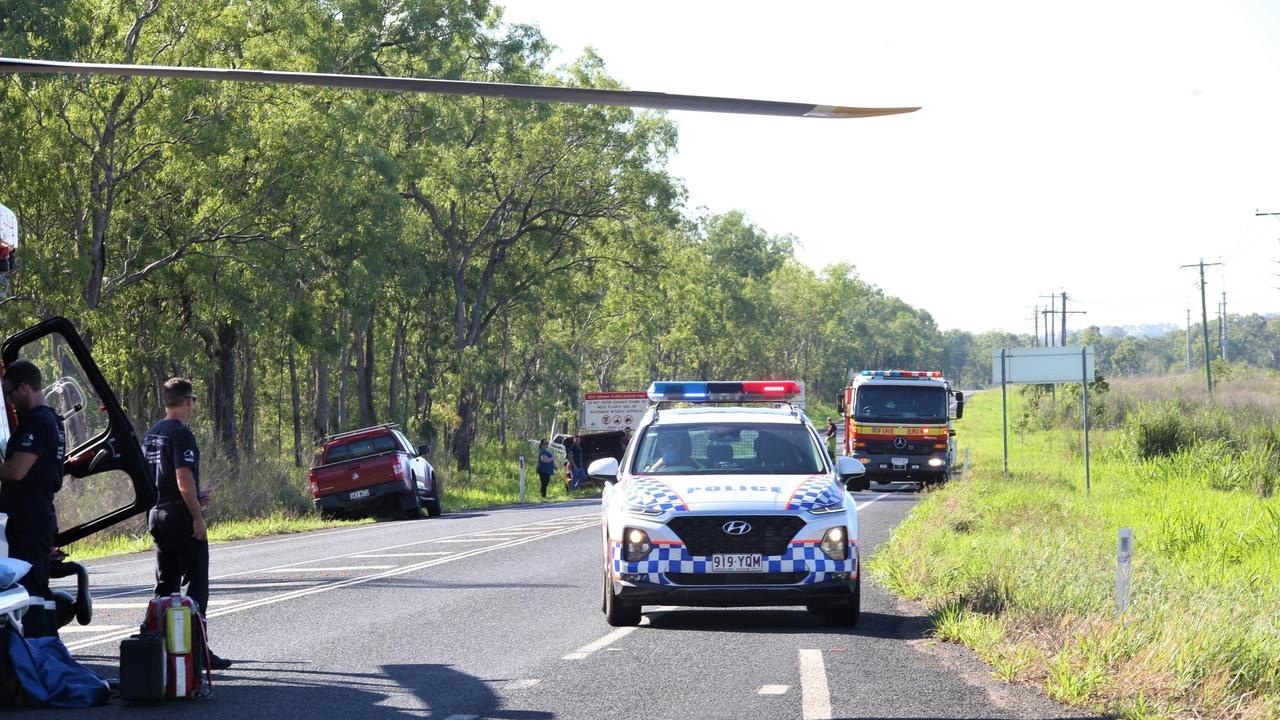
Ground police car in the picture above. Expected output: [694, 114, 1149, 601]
[588, 381, 867, 627]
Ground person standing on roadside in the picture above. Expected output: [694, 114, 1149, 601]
[0, 360, 66, 638]
[143, 378, 231, 670]
[825, 417, 838, 458]
[535, 440, 555, 499]
[567, 435, 586, 490]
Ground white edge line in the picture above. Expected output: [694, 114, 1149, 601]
[799, 649, 833, 720]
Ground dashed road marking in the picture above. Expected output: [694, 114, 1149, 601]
[60, 624, 128, 633]
[502, 678, 541, 691]
[562, 626, 636, 660]
[283, 565, 397, 572]
[349, 552, 454, 558]
[758, 685, 790, 695]
[799, 649, 833, 720]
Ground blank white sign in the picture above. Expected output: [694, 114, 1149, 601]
[992, 346, 1094, 385]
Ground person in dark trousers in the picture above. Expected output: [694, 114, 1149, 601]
[535, 440, 555, 499]
[0, 360, 66, 638]
[567, 436, 586, 490]
[143, 378, 231, 670]
[825, 417, 838, 458]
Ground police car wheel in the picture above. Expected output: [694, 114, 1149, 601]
[602, 566, 641, 627]
[821, 577, 861, 627]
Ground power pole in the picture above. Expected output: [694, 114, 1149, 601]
[1185, 308, 1192, 370]
[1031, 305, 1040, 347]
[1060, 291, 1086, 346]
[1040, 294, 1058, 347]
[1180, 259, 1223, 399]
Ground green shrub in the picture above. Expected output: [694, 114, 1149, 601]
[1129, 403, 1196, 458]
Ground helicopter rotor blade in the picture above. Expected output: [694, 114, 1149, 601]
[0, 57, 919, 119]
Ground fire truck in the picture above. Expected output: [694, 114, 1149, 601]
[837, 370, 964, 490]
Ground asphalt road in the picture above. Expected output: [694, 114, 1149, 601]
[24, 484, 1099, 719]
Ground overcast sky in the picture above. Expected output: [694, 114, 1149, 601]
[497, 0, 1280, 334]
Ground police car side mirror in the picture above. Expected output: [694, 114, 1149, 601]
[835, 456, 866, 479]
[588, 457, 620, 483]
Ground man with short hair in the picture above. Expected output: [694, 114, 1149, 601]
[143, 378, 231, 669]
[0, 359, 66, 638]
[825, 417, 838, 458]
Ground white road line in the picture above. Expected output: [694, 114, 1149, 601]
[562, 626, 637, 660]
[502, 678, 541, 691]
[758, 685, 789, 695]
[93, 512, 599, 598]
[281, 565, 396, 572]
[799, 649, 833, 720]
[67, 519, 599, 651]
[205, 581, 318, 589]
[855, 493, 889, 510]
[443, 715, 477, 720]
[92, 598, 241, 610]
[430, 538, 494, 543]
[349, 552, 453, 558]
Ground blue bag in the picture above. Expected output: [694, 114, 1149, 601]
[4, 628, 109, 707]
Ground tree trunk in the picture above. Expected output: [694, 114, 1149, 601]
[240, 327, 255, 469]
[289, 343, 303, 467]
[357, 313, 376, 427]
[337, 336, 352, 431]
[451, 385, 477, 470]
[212, 319, 239, 470]
[388, 316, 404, 424]
[312, 355, 330, 445]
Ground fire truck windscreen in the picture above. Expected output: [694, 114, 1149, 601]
[853, 386, 948, 423]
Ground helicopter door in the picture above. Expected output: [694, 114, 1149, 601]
[2, 317, 154, 547]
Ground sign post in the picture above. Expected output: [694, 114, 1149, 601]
[992, 346, 1095, 489]
[518, 456, 526, 504]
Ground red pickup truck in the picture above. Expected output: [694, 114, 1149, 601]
[308, 424, 441, 520]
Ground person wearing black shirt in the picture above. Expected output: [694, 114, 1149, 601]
[143, 377, 231, 670]
[0, 360, 66, 638]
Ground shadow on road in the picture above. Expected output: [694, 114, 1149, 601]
[644, 607, 930, 640]
[51, 657, 556, 719]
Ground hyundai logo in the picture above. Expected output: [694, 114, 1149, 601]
[722, 520, 752, 535]
[893, 437, 908, 450]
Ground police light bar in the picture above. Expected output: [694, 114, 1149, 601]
[861, 370, 943, 379]
[647, 380, 801, 403]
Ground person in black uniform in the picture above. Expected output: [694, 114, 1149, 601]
[0, 360, 66, 638]
[143, 378, 231, 670]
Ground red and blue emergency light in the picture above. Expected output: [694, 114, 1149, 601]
[860, 370, 943, 379]
[647, 380, 801, 403]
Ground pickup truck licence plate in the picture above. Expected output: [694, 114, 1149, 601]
[349, 489, 371, 500]
[891, 457, 909, 466]
[712, 554, 763, 572]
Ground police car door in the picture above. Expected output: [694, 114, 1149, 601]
[2, 317, 154, 547]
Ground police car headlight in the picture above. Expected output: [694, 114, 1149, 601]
[809, 499, 846, 515]
[820, 526, 848, 561]
[626, 504, 665, 517]
[623, 528, 653, 562]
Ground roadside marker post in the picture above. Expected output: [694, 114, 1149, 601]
[963, 448, 970, 482]
[1116, 528, 1133, 621]
[518, 456, 526, 503]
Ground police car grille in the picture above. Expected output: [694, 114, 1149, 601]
[666, 572, 808, 586]
[666, 516, 805, 556]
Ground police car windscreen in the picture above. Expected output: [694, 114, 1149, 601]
[853, 386, 947, 423]
[632, 423, 825, 475]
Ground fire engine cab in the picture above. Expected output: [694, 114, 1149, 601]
[837, 370, 964, 490]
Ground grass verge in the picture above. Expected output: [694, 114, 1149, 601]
[867, 379, 1280, 719]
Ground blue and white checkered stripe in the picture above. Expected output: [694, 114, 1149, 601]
[611, 542, 853, 585]
[622, 477, 688, 513]
[785, 475, 844, 511]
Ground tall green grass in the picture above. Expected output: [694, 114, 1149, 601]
[869, 371, 1280, 719]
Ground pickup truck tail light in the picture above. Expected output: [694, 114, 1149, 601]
[307, 470, 320, 498]
[392, 462, 404, 479]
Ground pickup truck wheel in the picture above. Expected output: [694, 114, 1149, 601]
[603, 565, 640, 627]
[821, 576, 861, 627]
[400, 489, 423, 520]
[424, 473, 443, 517]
